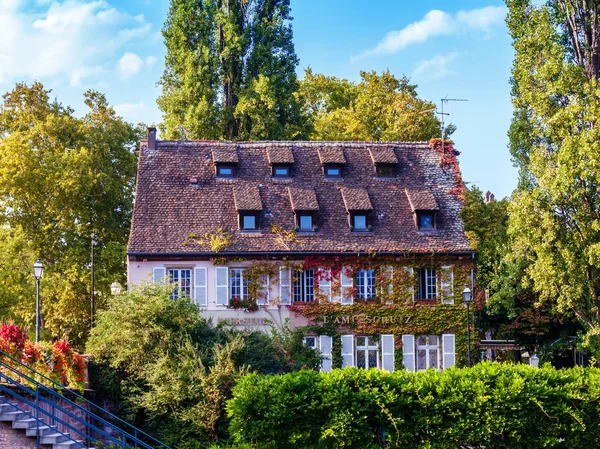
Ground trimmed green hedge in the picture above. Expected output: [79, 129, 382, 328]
[227, 363, 600, 448]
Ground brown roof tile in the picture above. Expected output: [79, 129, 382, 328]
[369, 147, 399, 164]
[267, 146, 294, 164]
[128, 141, 471, 254]
[340, 187, 373, 211]
[288, 187, 319, 211]
[233, 185, 262, 211]
[317, 147, 346, 164]
[212, 147, 238, 164]
[405, 188, 438, 211]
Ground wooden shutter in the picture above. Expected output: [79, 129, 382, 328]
[215, 267, 229, 306]
[341, 335, 354, 368]
[320, 336, 333, 373]
[442, 334, 456, 370]
[381, 334, 395, 372]
[440, 266, 454, 304]
[340, 267, 354, 305]
[194, 267, 207, 306]
[152, 267, 166, 283]
[279, 267, 291, 305]
[402, 335, 415, 372]
[257, 274, 269, 306]
[403, 267, 414, 303]
[382, 266, 394, 304]
[319, 269, 332, 301]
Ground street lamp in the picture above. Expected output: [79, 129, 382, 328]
[91, 234, 98, 328]
[463, 287, 472, 367]
[33, 259, 44, 342]
[110, 281, 122, 295]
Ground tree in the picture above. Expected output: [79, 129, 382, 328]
[158, 0, 308, 141]
[297, 69, 446, 141]
[506, 0, 600, 355]
[0, 82, 141, 346]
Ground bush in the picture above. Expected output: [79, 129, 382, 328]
[228, 363, 600, 448]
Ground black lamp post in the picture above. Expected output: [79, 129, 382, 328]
[91, 234, 98, 328]
[33, 259, 44, 342]
[463, 287, 472, 367]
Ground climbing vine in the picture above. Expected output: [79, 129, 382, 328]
[429, 138, 466, 199]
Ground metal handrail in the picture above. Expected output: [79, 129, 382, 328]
[0, 350, 171, 448]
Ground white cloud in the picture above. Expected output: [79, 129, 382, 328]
[353, 6, 507, 61]
[145, 56, 157, 67]
[118, 52, 144, 79]
[413, 52, 460, 80]
[114, 101, 145, 122]
[0, 0, 152, 87]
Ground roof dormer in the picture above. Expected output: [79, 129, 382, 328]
[288, 187, 319, 232]
[267, 146, 294, 179]
[341, 187, 373, 232]
[369, 147, 398, 179]
[213, 147, 239, 178]
[318, 147, 346, 179]
[233, 186, 262, 231]
[405, 188, 439, 231]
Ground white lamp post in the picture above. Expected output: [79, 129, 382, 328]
[33, 259, 44, 342]
[463, 287, 472, 367]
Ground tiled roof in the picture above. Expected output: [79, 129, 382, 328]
[233, 186, 263, 211]
[340, 188, 372, 211]
[212, 147, 238, 163]
[288, 187, 319, 211]
[267, 146, 294, 164]
[128, 141, 472, 254]
[317, 147, 346, 164]
[369, 147, 399, 164]
[405, 188, 438, 211]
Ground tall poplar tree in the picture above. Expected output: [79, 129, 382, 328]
[158, 0, 308, 140]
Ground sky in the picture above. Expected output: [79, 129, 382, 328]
[0, 0, 518, 198]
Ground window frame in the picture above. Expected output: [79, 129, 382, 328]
[355, 336, 380, 369]
[417, 268, 438, 300]
[303, 336, 317, 348]
[375, 163, 396, 179]
[167, 268, 192, 300]
[229, 268, 249, 301]
[416, 335, 440, 371]
[272, 164, 292, 179]
[216, 164, 236, 178]
[293, 269, 315, 303]
[239, 212, 260, 231]
[356, 269, 376, 300]
[350, 211, 371, 231]
[296, 212, 316, 232]
[324, 164, 343, 179]
[416, 211, 436, 231]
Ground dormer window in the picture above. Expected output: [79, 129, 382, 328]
[418, 211, 435, 230]
[369, 147, 399, 179]
[272, 164, 291, 178]
[212, 147, 239, 178]
[217, 164, 236, 177]
[351, 212, 369, 231]
[318, 147, 346, 180]
[298, 213, 314, 231]
[341, 188, 373, 232]
[233, 186, 262, 232]
[324, 165, 343, 179]
[288, 187, 319, 233]
[240, 213, 258, 230]
[376, 164, 396, 178]
[405, 188, 439, 232]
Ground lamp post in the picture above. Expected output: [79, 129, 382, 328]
[33, 259, 44, 342]
[463, 287, 472, 367]
[91, 234, 98, 328]
[110, 281, 122, 296]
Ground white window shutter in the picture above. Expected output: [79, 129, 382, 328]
[215, 267, 229, 306]
[440, 266, 454, 304]
[319, 269, 332, 302]
[402, 335, 415, 372]
[319, 335, 333, 373]
[381, 334, 395, 372]
[403, 267, 414, 303]
[341, 335, 354, 368]
[194, 267, 207, 306]
[153, 267, 166, 283]
[279, 267, 291, 305]
[340, 267, 354, 305]
[257, 274, 269, 306]
[442, 334, 455, 370]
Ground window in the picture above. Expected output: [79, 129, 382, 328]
[216, 164, 235, 177]
[293, 269, 315, 303]
[168, 268, 192, 299]
[356, 336, 379, 369]
[304, 336, 317, 348]
[376, 164, 396, 178]
[240, 213, 258, 230]
[272, 165, 291, 178]
[416, 335, 439, 370]
[298, 214, 314, 231]
[356, 269, 375, 300]
[417, 211, 435, 230]
[418, 268, 437, 300]
[230, 268, 249, 300]
[324, 165, 343, 179]
[351, 213, 369, 231]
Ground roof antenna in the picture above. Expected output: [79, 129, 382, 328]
[437, 96, 468, 152]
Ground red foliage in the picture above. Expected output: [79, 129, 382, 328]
[0, 323, 28, 356]
[429, 139, 466, 200]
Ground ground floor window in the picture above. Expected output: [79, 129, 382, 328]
[168, 268, 192, 299]
[293, 269, 315, 303]
[303, 336, 317, 348]
[416, 335, 439, 370]
[356, 336, 379, 369]
[356, 269, 376, 300]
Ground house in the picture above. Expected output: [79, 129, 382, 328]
[127, 128, 475, 372]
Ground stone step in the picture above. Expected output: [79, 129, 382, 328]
[13, 417, 38, 429]
[53, 441, 89, 449]
[40, 432, 70, 445]
[0, 410, 28, 421]
[26, 424, 57, 437]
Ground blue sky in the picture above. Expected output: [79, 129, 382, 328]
[0, 0, 517, 198]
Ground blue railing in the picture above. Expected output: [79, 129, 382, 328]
[0, 350, 172, 449]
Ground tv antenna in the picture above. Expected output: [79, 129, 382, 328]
[437, 97, 468, 152]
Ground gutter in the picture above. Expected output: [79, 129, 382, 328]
[128, 250, 476, 258]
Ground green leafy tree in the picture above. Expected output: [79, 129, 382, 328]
[297, 68, 446, 141]
[0, 82, 141, 345]
[158, 0, 308, 140]
[506, 0, 600, 355]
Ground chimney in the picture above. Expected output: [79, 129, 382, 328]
[147, 127, 157, 151]
[484, 191, 495, 204]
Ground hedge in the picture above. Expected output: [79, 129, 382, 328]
[227, 362, 600, 448]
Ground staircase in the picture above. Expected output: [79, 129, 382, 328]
[0, 351, 172, 449]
